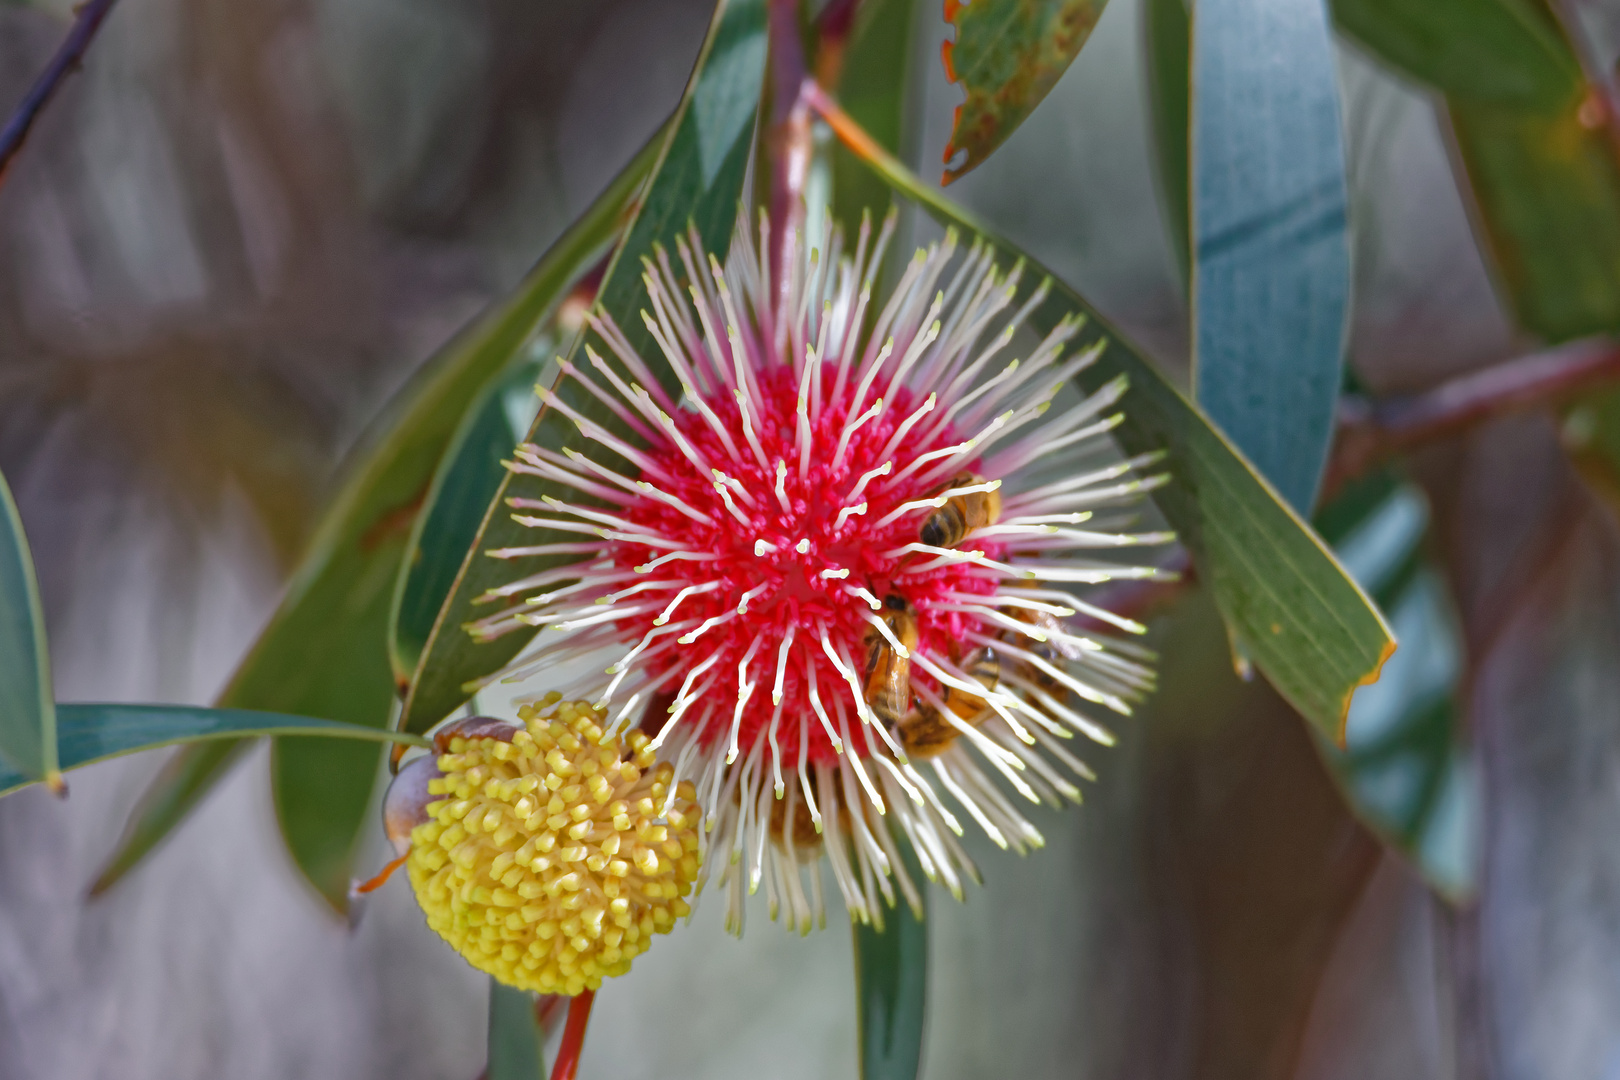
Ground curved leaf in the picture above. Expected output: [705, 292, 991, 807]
[854, 850, 928, 1080]
[94, 129, 655, 909]
[941, 0, 1109, 183]
[390, 342, 554, 691]
[0, 467, 56, 790]
[812, 91, 1394, 739]
[0, 704, 425, 799]
[946, 0, 1108, 183]
[399, 0, 770, 733]
[1191, 0, 1350, 514]
[1314, 470, 1478, 900]
[1143, 0, 1191, 291]
[486, 979, 547, 1080]
[1331, 0, 1581, 111]
[828, 0, 920, 236]
[1447, 96, 1620, 344]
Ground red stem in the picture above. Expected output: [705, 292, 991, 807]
[766, 0, 812, 308]
[548, 990, 596, 1080]
[0, 0, 121, 187]
[1325, 338, 1620, 497]
[812, 0, 862, 87]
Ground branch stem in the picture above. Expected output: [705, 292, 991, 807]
[0, 0, 121, 187]
[766, 0, 812, 306]
[1326, 339, 1620, 497]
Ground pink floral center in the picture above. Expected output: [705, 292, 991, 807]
[606, 366, 1002, 765]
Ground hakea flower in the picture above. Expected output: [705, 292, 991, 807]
[472, 209, 1172, 938]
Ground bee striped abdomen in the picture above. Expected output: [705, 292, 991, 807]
[920, 471, 1001, 548]
[864, 595, 918, 724]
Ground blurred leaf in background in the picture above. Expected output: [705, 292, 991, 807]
[1331, 0, 1582, 108]
[1143, 0, 1190, 286]
[1447, 97, 1620, 343]
[1315, 469, 1478, 900]
[826, 0, 919, 237]
[92, 117, 652, 911]
[486, 979, 546, 1080]
[0, 466, 56, 789]
[1331, 0, 1620, 346]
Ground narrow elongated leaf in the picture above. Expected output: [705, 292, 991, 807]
[1330, 0, 1580, 110]
[94, 131, 656, 908]
[486, 979, 546, 1080]
[1447, 96, 1620, 343]
[1314, 470, 1478, 900]
[828, 0, 919, 237]
[814, 95, 1393, 738]
[941, 0, 1110, 183]
[400, 0, 769, 733]
[1191, 0, 1350, 514]
[0, 704, 425, 799]
[853, 849, 928, 1080]
[0, 467, 57, 789]
[390, 342, 553, 682]
[1143, 0, 1190, 291]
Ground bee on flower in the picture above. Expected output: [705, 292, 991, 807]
[386, 207, 1174, 987]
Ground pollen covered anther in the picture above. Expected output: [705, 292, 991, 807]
[404, 694, 700, 995]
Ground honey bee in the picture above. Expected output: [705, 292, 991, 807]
[942, 645, 1001, 720]
[863, 594, 918, 724]
[895, 705, 957, 759]
[896, 644, 1000, 759]
[920, 471, 1001, 548]
[1000, 605, 1081, 695]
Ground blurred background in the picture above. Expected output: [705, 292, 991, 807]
[2, 0, 1618, 1077]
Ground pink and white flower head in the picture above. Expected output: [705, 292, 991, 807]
[475, 210, 1173, 933]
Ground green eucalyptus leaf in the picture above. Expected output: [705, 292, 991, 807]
[0, 468, 57, 789]
[1192, 0, 1350, 513]
[390, 340, 554, 685]
[1314, 470, 1478, 900]
[399, 0, 770, 733]
[853, 848, 928, 1080]
[92, 126, 656, 910]
[0, 704, 425, 799]
[1143, 0, 1190, 292]
[1447, 96, 1620, 343]
[941, 0, 1111, 183]
[1330, 0, 1581, 110]
[486, 979, 546, 1080]
[820, 105, 1393, 740]
[828, 0, 920, 236]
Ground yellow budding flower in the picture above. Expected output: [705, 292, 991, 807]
[403, 694, 702, 995]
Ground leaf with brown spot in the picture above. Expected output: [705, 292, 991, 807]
[941, 0, 1108, 183]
